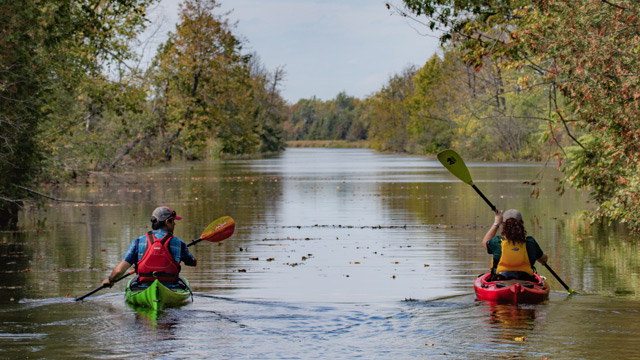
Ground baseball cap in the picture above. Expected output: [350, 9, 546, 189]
[151, 206, 182, 222]
[503, 209, 523, 221]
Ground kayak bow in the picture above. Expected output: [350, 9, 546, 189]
[125, 278, 192, 310]
[474, 273, 550, 304]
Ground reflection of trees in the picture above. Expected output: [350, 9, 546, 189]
[486, 304, 538, 342]
[0, 233, 30, 302]
[564, 214, 638, 296]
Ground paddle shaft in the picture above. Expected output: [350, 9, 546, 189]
[472, 184, 498, 213]
[543, 263, 575, 294]
[74, 269, 135, 301]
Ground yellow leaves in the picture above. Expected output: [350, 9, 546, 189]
[517, 75, 533, 88]
[514, 336, 526, 342]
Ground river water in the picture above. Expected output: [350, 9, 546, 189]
[1, 148, 639, 359]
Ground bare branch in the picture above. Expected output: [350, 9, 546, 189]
[14, 185, 94, 204]
[601, 0, 627, 10]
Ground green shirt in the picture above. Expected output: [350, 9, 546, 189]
[486, 235, 544, 271]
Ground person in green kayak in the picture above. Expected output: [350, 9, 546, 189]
[102, 206, 197, 288]
[482, 209, 548, 281]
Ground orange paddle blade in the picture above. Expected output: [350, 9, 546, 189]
[200, 216, 235, 243]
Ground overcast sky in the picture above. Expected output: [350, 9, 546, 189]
[140, 0, 441, 104]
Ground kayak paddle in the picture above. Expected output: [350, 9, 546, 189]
[437, 149, 497, 213]
[437, 149, 578, 295]
[543, 263, 578, 295]
[75, 216, 235, 301]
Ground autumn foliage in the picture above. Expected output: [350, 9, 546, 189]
[394, 0, 640, 231]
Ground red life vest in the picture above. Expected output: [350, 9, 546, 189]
[136, 231, 181, 283]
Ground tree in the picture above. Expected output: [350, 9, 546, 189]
[151, 0, 285, 159]
[0, 0, 156, 228]
[367, 66, 416, 152]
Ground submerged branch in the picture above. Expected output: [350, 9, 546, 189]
[14, 185, 94, 204]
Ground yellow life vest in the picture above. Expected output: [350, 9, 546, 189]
[495, 237, 533, 274]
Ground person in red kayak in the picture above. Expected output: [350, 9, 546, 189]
[102, 206, 197, 288]
[482, 209, 548, 281]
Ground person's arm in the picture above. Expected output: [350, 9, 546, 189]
[537, 253, 548, 265]
[181, 241, 197, 266]
[482, 210, 503, 250]
[528, 236, 548, 266]
[102, 237, 139, 287]
[102, 260, 132, 287]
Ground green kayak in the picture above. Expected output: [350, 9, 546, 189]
[125, 278, 192, 310]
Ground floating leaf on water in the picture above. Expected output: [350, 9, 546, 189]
[266, 258, 275, 262]
[250, 257, 259, 261]
[514, 336, 526, 342]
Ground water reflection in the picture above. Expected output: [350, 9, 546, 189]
[485, 304, 539, 341]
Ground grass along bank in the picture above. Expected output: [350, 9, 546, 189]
[286, 140, 369, 148]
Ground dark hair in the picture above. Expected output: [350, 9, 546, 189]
[151, 218, 172, 230]
[501, 218, 526, 244]
[151, 219, 163, 230]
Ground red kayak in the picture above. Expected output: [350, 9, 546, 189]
[474, 273, 550, 304]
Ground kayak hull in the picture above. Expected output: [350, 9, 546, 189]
[474, 273, 549, 304]
[125, 278, 191, 310]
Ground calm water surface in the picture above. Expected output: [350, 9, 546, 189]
[1, 148, 639, 359]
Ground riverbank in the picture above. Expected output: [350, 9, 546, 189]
[286, 140, 369, 148]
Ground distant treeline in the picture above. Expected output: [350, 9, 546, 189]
[285, 49, 561, 161]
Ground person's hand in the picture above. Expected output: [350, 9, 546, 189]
[101, 278, 114, 288]
[494, 210, 503, 225]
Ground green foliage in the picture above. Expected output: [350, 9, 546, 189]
[396, 0, 640, 232]
[284, 93, 365, 142]
[367, 66, 415, 152]
[0, 0, 156, 226]
[287, 47, 548, 160]
[149, 0, 285, 159]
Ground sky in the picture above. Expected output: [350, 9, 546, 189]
[140, 0, 442, 104]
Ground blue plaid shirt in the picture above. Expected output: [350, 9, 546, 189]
[122, 229, 196, 266]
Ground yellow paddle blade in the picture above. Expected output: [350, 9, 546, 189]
[200, 216, 235, 243]
[437, 149, 474, 185]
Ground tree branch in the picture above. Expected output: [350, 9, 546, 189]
[14, 185, 94, 204]
[601, 0, 627, 10]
